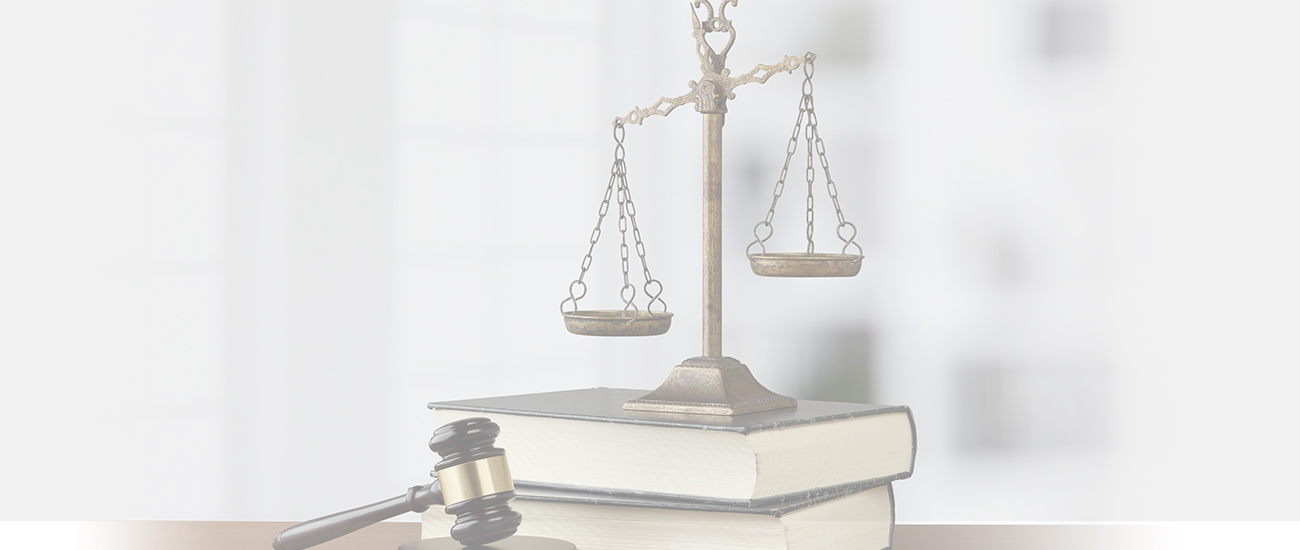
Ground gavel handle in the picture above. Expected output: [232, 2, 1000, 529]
[271, 480, 443, 550]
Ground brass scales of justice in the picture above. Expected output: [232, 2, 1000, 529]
[559, 0, 864, 416]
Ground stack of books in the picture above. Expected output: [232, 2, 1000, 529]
[422, 388, 916, 550]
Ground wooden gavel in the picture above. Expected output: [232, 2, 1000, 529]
[272, 417, 522, 550]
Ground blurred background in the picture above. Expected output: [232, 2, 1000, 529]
[1, 0, 1298, 522]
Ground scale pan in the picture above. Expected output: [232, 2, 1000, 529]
[563, 310, 672, 337]
[749, 252, 862, 277]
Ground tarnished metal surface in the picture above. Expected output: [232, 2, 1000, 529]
[623, 356, 797, 415]
[563, 311, 672, 337]
[615, 91, 698, 126]
[749, 253, 863, 278]
[703, 113, 724, 358]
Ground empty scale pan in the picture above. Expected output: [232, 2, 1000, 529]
[559, 120, 672, 336]
[745, 62, 863, 279]
[749, 252, 861, 277]
[562, 310, 673, 337]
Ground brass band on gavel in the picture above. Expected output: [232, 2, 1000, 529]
[438, 455, 515, 506]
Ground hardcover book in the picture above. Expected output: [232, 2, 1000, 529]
[429, 388, 916, 504]
[421, 481, 896, 550]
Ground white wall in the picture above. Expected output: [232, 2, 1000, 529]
[0, 0, 1297, 522]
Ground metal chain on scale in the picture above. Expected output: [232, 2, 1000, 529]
[561, 121, 666, 320]
[747, 54, 863, 258]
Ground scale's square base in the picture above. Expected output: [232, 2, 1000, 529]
[622, 356, 797, 415]
[397, 536, 576, 550]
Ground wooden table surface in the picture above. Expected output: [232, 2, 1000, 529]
[0, 521, 1288, 550]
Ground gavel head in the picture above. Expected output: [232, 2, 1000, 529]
[428, 417, 522, 547]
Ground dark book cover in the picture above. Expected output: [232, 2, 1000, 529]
[516, 478, 895, 518]
[429, 387, 915, 437]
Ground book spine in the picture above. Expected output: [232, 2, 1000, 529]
[886, 482, 896, 550]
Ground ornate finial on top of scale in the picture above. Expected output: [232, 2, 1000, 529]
[691, 1, 736, 66]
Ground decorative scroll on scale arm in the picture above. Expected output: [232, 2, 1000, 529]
[615, 0, 812, 127]
[616, 90, 698, 126]
[615, 54, 811, 128]
[725, 54, 813, 95]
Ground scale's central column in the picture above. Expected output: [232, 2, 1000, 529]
[703, 113, 724, 358]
